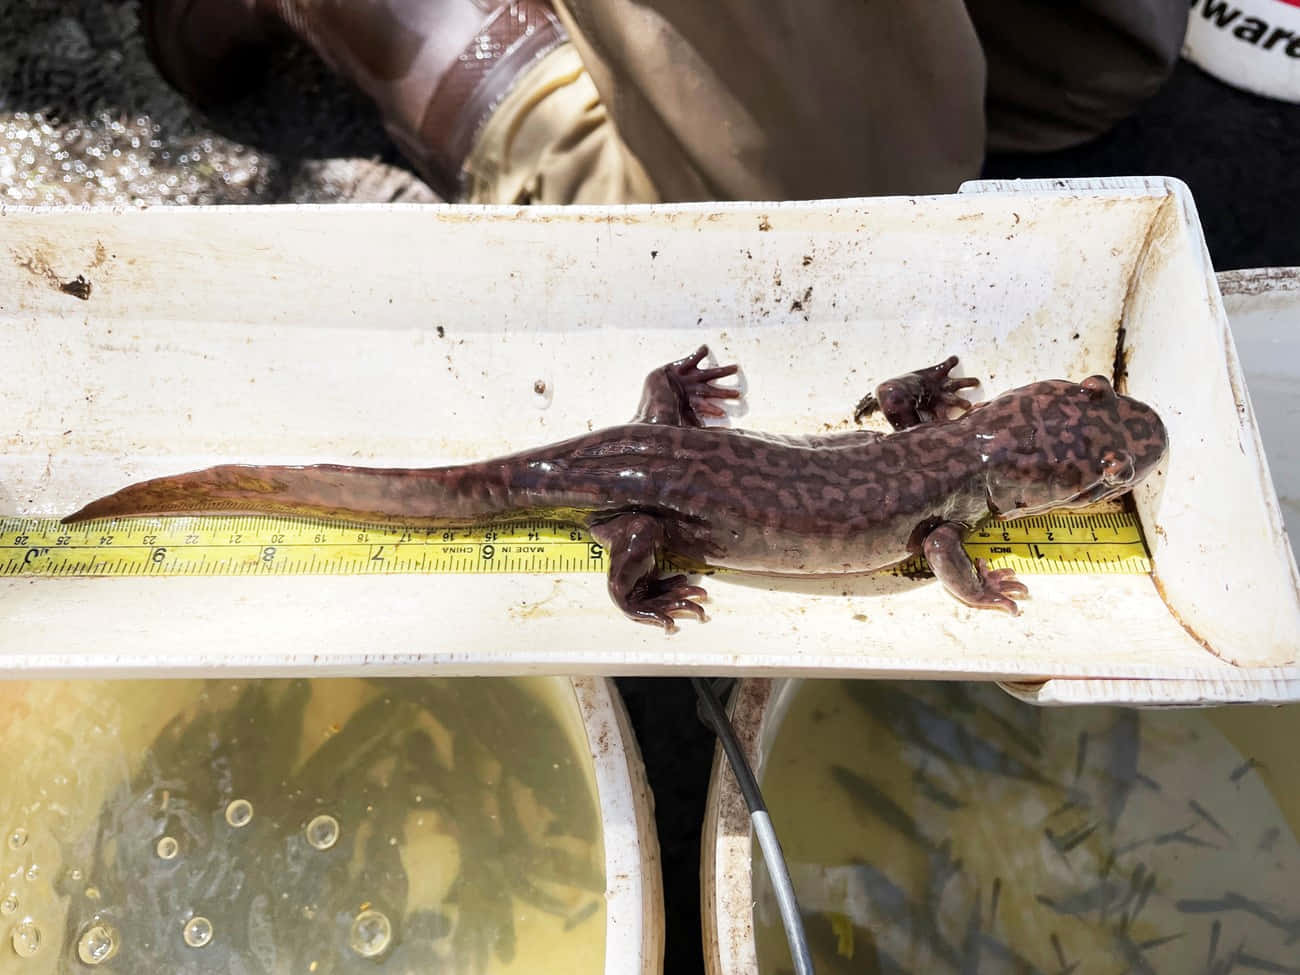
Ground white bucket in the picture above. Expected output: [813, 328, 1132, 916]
[1218, 267, 1300, 546]
[703, 676, 1300, 974]
[1184, 0, 1300, 102]
[0, 675, 661, 975]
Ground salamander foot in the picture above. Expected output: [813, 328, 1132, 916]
[855, 354, 980, 430]
[968, 559, 1030, 615]
[623, 574, 709, 631]
[634, 345, 741, 426]
[923, 521, 1030, 615]
[592, 511, 709, 630]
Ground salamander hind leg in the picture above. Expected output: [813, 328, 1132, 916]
[922, 522, 1029, 615]
[633, 345, 740, 427]
[854, 355, 980, 430]
[590, 512, 708, 630]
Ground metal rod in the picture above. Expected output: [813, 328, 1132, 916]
[692, 677, 815, 975]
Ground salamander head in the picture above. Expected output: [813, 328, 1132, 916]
[981, 375, 1168, 517]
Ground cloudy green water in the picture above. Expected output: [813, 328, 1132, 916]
[0, 677, 604, 974]
[755, 680, 1299, 974]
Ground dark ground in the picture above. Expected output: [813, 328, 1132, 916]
[982, 59, 1300, 271]
[4, 4, 1300, 973]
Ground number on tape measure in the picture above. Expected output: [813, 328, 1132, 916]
[890, 509, 1151, 578]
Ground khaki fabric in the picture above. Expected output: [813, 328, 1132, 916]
[551, 0, 987, 202]
[465, 43, 658, 205]
[467, 1, 1189, 206]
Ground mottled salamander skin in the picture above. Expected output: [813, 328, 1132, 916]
[64, 348, 1168, 628]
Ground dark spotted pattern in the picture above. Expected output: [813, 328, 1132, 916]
[65, 350, 1168, 627]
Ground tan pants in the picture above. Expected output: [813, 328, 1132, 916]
[466, 0, 1189, 206]
[465, 43, 658, 205]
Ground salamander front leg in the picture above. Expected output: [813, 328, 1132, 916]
[922, 522, 1028, 615]
[590, 512, 707, 630]
[633, 345, 741, 427]
[854, 355, 980, 430]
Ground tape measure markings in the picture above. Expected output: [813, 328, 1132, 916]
[1, 509, 1150, 578]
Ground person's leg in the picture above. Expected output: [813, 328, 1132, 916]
[470, 0, 1190, 199]
[965, 0, 1191, 153]
[144, 0, 989, 206]
[146, 0, 987, 204]
[550, 0, 988, 201]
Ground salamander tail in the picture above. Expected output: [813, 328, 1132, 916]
[61, 463, 476, 526]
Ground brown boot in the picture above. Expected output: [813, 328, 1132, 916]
[141, 0, 569, 199]
[141, 0, 284, 105]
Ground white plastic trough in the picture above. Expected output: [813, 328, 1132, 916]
[1, 178, 1297, 694]
[992, 264, 1300, 706]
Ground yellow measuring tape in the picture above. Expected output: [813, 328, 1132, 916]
[1, 509, 1150, 578]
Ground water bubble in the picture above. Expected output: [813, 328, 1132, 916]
[76, 922, 118, 965]
[11, 919, 41, 957]
[349, 909, 392, 958]
[156, 836, 179, 860]
[7, 828, 27, 850]
[182, 916, 213, 948]
[305, 815, 339, 851]
[1, 893, 17, 915]
[224, 799, 253, 828]
[84, 887, 101, 902]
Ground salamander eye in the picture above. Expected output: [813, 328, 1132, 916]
[1100, 449, 1134, 484]
[1081, 376, 1113, 400]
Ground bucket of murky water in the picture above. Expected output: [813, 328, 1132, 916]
[703, 677, 1300, 974]
[0, 675, 661, 974]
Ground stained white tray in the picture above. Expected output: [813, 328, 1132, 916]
[2, 179, 1297, 696]
[994, 262, 1300, 705]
